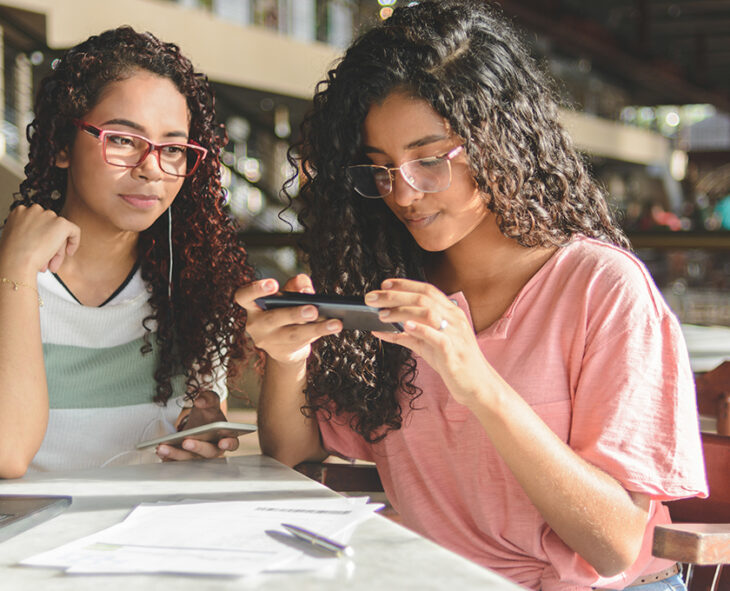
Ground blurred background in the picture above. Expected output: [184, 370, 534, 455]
[0, 0, 729, 411]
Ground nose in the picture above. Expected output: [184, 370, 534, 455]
[131, 149, 164, 181]
[390, 168, 423, 207]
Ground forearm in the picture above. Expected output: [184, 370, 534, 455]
[0, 264, 49, 478]
[257, 356, 327, 467]
[469, 370, 649, 576]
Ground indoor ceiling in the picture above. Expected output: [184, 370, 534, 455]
[2, 1, 730, 114]
[497, 0, 730, 113]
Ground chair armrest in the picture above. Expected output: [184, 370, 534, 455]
[294, 461, 384, 493]
[653, 523, 730, 565]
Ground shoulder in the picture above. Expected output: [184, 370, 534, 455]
[557, 236, 651, 282]
[553, 236, 668, 319]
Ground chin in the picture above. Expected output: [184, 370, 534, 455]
[413, 238, 451, 252]
[116, 215, 164, 234]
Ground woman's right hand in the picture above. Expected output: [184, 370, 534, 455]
[0, 204, 80, 277]
[234, 274, 342, 366]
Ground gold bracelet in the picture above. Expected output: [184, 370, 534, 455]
[0, 277, 44, 307]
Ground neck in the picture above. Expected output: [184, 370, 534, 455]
[426, 214, 557, 333]
[56, 205, 140, 306]
[64, 229, 138, 276]
[59, 203, 139, 275]
[427, 214, 524, 292]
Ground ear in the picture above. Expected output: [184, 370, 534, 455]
[55, 147, 70, 169]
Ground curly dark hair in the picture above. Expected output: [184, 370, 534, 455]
[290, 0, 630, 442]
[13, 26, 255, 404]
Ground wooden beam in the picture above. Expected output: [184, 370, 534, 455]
[560, 109, 671, 166]
[0, 0, 341, 100]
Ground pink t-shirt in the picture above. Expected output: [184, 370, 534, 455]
[318, 237, 708, 591]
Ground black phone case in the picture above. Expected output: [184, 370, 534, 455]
[255, 292, 403, 333]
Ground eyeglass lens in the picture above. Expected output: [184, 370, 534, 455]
[103, 133, 200, 177]
[348, 156, 453, 198]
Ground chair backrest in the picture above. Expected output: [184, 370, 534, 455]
[695, 361, 730, 436]
[294, 461, 383, 493]
[654, 432, 730, 591]
[668, 433, 730, 524]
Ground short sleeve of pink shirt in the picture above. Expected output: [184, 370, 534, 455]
[317, 237, 708, 591]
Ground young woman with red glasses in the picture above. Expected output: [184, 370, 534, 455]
[0, 27, 254, 477]
[235, 1, 706, 590]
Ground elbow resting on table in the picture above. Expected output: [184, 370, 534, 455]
[0, 454, 31, 479]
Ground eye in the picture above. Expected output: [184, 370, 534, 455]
[162, 145, 187, 155]
[414, 156, 444, 169]
[107, 133, 135, 147]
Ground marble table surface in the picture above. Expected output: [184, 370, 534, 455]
[0, 454, 525, 590]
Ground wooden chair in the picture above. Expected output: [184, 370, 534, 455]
[695, 361, 730, 436]
[293, 460, 400, 520]
[294, 461, 383, 493]
[652, 361, 730, 591]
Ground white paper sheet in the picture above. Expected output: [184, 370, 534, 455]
[22, 496, 382, 576]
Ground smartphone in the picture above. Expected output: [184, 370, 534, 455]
[255, 292, 403, 333]
[136, 421, 257, 449]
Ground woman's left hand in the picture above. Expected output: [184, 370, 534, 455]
[366, 278, 495, 409]
[155, 390, 239, 461]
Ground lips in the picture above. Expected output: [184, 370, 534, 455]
[119, 194, 160, 210]
[403, 212, 439, 228]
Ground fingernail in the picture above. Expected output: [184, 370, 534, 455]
[379, 309, 390, 318]
[262, 280, 276, 292]
[182, 440, 195, 451]
[404, 320, 416, 331]
[326, 320, 341, 331]
[365, 293, 378, 303]
[302, 306, 317, 319]
[219, 440, 230, 450]
[382, 280, 392, 289]
[157, 445, 169, 457]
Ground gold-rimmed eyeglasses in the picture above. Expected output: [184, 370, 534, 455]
[346, 145, 464, 199]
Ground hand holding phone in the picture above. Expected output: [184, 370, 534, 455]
[255, 292, 403, 333]
[136, 421, 257, 450]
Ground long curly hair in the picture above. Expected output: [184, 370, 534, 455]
[14, 26, 255, 404]
[290, 0, 630, 442]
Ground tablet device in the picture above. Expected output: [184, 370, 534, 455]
[255, 292, 404, 333]
[0, 495, 72, 543]
[136, 421, 257, 449]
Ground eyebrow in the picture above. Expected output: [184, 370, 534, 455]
[363, 134, 450, 154]
[100, 118, 189, 140]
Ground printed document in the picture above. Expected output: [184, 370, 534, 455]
[21, 496, 381, 576]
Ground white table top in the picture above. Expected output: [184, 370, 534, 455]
[0, 454, 524, 590]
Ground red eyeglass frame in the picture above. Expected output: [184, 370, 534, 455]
[72, 119, 208, 178]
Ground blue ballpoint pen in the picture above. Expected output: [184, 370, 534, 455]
[281, 523, 355, 557]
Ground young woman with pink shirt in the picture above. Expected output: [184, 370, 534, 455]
[235, 2, 706, 589]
